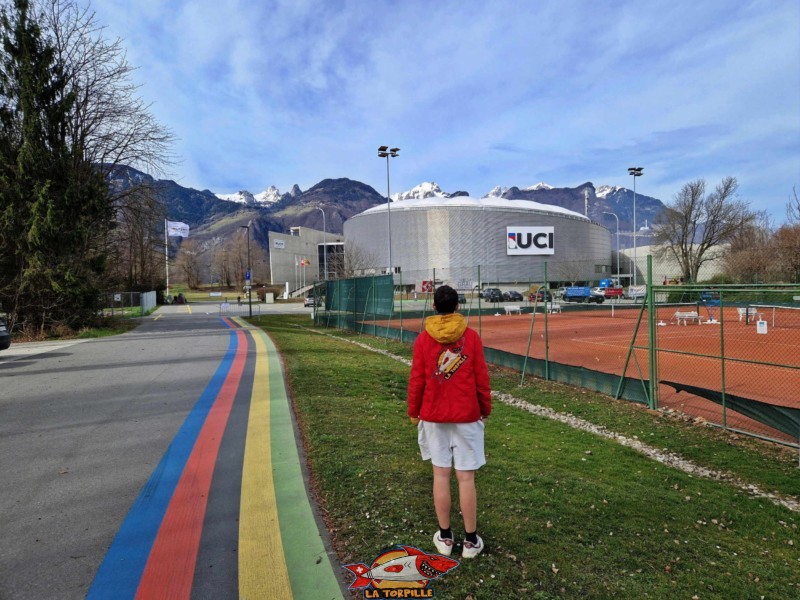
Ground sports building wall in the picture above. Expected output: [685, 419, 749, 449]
[343, 197, 612, 287]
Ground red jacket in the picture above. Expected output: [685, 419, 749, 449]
[407, 313, 492, 423]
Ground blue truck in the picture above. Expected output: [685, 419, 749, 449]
[563, 286, 605, 303]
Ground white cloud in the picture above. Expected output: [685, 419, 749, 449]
[87, 0, 800, 219]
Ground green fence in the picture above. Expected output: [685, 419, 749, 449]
[313, 264, 800, 450]
[619, 257, 800, 447]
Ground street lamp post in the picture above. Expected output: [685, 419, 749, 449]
[628, 167, 643, 285]
[316, 206, 327, 280]
[377, 146, 400, 275]
[603, 211, 620, 282]
[239, 223, 252, 318]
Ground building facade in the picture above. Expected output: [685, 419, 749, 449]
[268, 227, 343, 295]
[343, 197, 613, 291]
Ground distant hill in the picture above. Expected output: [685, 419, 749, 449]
[108, 167, 665, 252]
[500, 182, 663, 244]
[108, 167, 386, 252]
[108, 165, 241, 227]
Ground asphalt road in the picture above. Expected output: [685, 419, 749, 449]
[0, 302, 320, 600]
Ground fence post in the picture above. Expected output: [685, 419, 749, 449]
[399, 270, 403, 339]
[544, 261, 550, 381]
[719, 289, 728, 429]
[477, 265, 482, 336]
[647, 256, 658, 410]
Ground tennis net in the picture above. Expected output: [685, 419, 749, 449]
[557, 301, 701, 322]
[747, 304, 800, 328]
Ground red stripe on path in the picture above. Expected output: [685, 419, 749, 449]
[135, 329, 248, 599]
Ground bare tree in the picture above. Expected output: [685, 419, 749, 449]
[771, 224, 800, 283]
[250, 245, 270, 284]
[788, 186, 800, 225]
[340, 242, 380, 278]
[653, 177, 755, 283]
[722, 211, 772, 283]
[106, 183, 166, 289]
[175, 240, 203, 289]
[39, 0, 174, 178]
[206, 238, 230, 288]
[551, 260, 593, 286]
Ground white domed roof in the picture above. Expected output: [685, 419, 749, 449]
[357, 196, 589, 221]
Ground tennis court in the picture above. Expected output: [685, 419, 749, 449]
[389, 302, 800, 443]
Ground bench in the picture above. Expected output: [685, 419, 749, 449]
[737, 307, 763, 322]
[547, 302, 562, 314]
[503, 305, 523, 315]
[672, 311, 702, 325]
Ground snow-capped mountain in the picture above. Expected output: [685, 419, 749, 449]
[215, 184, 300, 206]
[596, 185, 625, 199]
[525, 182, 553, 191]
[255, 186, 282, 204]
[391, 181, 448, 201]
[482, 183, 551, 197]
[216, 190, 256, 205]
[483, 185, 508, 198]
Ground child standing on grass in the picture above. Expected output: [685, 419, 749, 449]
[407, 285, 492, 559]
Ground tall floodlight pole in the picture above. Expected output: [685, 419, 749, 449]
[603, 211, 620, 281]
[316, 206, 327, 280]
[239, 223, 252, 318]
[628, 167, 643, 285]
[378, 146, 400, 275]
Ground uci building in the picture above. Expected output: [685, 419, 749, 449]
[342, 196, 613, 292]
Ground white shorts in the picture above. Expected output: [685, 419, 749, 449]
[417, 420, 486, 471]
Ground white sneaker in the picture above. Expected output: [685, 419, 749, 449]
[462, 535, 484, 558]
[433, 532, 454, 556]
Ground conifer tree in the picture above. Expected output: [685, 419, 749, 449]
[0, 0, 112, 334]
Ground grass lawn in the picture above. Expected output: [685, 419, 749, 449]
[254, 315, 799, 600]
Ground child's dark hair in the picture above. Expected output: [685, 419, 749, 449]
[433, 285, 459, 314]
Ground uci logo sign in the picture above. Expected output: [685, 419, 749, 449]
[506, 226, 555, 255]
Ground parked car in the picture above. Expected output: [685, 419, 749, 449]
[625, 285, 646, 301]
[457, 292, 467, 304]
[481, 287, 503, 302]
[502, 290, 523, 302]
[529, 289, 553, 302]
[303, 296, 316, 307]
[0, 317, 10, 351]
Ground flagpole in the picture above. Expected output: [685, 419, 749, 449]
[165, 219, 169, 300]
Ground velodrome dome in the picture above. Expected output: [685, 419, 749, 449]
[343, 196, 612, 288]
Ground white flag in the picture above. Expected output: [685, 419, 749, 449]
[167, 221, 190, 237]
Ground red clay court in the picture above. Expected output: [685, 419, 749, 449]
[382, 304, 800, 443]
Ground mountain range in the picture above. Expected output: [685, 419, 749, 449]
[110, 166, 664, 252]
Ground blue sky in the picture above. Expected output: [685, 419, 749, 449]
[90, 0, 799, 221]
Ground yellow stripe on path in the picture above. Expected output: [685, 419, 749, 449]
[237, 319, 293, 598]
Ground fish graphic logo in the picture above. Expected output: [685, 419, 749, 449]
[433, 345, 467, 382]
[343, 545, 459, 593]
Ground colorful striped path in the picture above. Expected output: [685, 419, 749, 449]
[87, 317, 343, 599]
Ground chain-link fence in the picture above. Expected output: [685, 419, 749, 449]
[313, 261, 800, 450]
[99, 291, 156, 318]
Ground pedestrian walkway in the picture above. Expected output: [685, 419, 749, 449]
[87, 315, 343, 599]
